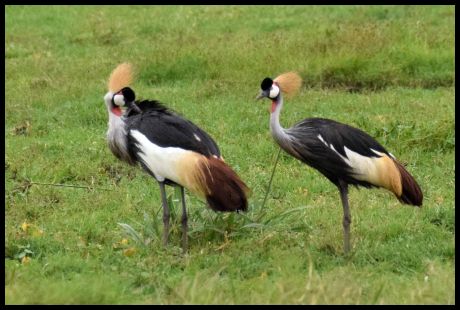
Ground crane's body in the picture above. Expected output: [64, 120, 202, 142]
[257, 72, 423, 254]
[104, 63, 248, 251]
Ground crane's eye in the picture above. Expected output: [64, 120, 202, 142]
[269, 84, 280, 99]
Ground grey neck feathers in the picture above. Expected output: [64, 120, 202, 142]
[270, 94, 291, 147]
[269, 94, 302, 157]
[107, 111, 135, 165]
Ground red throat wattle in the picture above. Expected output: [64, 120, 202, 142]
[271, 101, 277, 113]
[112, 106, 122, 116]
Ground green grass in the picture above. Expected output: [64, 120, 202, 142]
[5, 5, 454, 305]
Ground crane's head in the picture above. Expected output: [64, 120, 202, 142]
[256, 78, 280, 100]
[104, 87, 141, 116]
[104, 63, 141, 116]
[256, 72, 302, 102]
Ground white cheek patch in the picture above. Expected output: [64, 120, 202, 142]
[269, 85, 280, 99]
[113, 94, 125, 106]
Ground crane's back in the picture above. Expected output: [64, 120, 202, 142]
[125, 100, 221, 158]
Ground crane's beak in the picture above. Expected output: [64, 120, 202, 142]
[256, 91, 267, 101]
[126, 101, 142, 114]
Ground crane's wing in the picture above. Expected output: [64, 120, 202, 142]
[286, 118, 391, 186]
[292, 118, 390, 159]
[124, 100, 221, 158]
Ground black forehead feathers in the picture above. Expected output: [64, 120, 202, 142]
[261, 78, 273, 91]
[121, 87, 136, 102]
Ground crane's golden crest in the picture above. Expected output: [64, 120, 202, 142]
[108, 62, 134, 92]
[274, 71, 302, 98]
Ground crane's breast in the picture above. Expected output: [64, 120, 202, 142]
[107, 116, 136, 165]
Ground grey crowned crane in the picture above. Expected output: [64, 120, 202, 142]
[103, 63, 249, 251]
[256, 72, 423, 254]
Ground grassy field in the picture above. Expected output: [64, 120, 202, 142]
[5, 5, 455, 304]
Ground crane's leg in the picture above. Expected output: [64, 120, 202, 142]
[180, 186, 188, 253]
[338, 181, 351, 254]
[158, 181, 170, 247]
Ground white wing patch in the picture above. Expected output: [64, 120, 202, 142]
[193, 133, 201, 142]
[326, 143, 384, 183]
[342, 147, 382, 182]
[317, 135, 397, 187]
[317, 134, 328, 146]
[309, 133, 398, 186]
[130, 129, 189, 183]
[370, 148, 385, 157]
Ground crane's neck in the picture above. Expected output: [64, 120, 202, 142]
[106, 108, 135, 165]
[269, 93, 292, 150]
[108, 111, 125, 133]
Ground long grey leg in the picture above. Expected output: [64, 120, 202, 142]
[180, 186, 188, 252]
[158, 181, 170, 247]
[338, 181, 351, 254]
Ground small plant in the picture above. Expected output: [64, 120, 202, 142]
[118, 192, 177, 246]
[14, 244, 34, 264]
